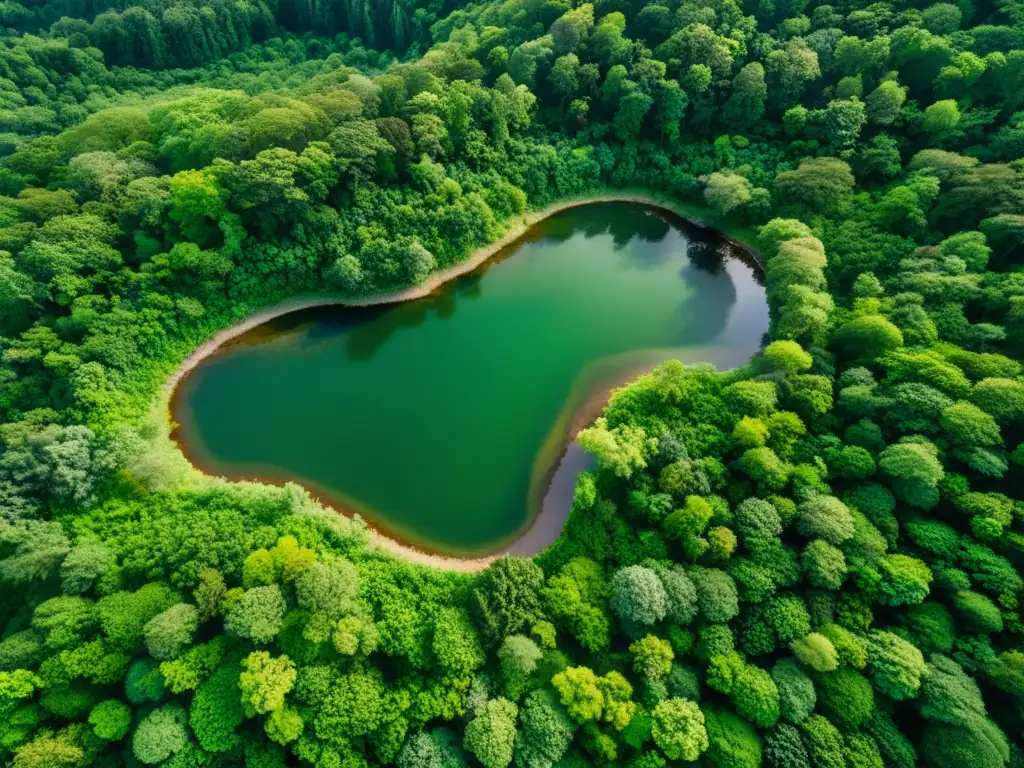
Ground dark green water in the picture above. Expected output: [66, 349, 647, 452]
[172, 203, 768, 555]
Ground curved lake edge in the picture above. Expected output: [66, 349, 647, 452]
[163, 192, 765, 572]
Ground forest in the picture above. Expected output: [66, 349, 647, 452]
[1, 0, 1024, 763]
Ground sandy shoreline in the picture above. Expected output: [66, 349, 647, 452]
[163, 192, 762, 572]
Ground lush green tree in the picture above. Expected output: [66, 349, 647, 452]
[133, 704, 188, 764]
[703, 706, 762, 768]
[143, 603, 199, 661]
[651, 698, 708, 762]
[224, 586, 286, 644]
[610, 566, 668, 628]
[771, 659, 816, 724]
[801, 540, 847, 590]
[791, 633, 839, 672]
[239, 651, 296, 717]
[88, 699, 131, 741]
[433, 607, 486, 677]
[464, 698, 518, 768]
[471, 557, 544, 647]
[514, 689, 575, 768]
[866, 631, 925, 701]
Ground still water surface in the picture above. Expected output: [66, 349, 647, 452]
[172, 203, 768, 555]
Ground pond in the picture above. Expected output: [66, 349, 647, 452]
[171, 202, 769, 557]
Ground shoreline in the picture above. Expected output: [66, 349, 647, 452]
[163, 192, 763, 571]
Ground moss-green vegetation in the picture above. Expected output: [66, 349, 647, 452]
[1, 0, 1024, 765]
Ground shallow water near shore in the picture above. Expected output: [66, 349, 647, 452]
[171, 202, 768, 556]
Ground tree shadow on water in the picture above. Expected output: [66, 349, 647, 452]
[343, 280, 483, 361]
[668, 258, 739, 346]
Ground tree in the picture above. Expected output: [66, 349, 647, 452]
[950, 590, 1003, 634]
[552, 667, 603, 723]
[224, 586, 286, 644]
[464, 698, 518, 768]
[143, 603, 199, 661]
[398, 730, 466, 768]
[651, 699, 708, 762]
[923, 100, 961, 135]
[878, 440, 944, 509]
[88, 700, 131, 741]
[97, 583, 179, 653]
[817, 668, 873, 730]
[865, 81, 906, 125]
[876, 555, 932, 606]
[704, 173, 755, 218]
[823, 98, 867, 148]
[294, 557, 358, 620]
[832, 315, 904, 362]
[239, 651, 296, 717]
[0, 520, 70, 585]
[725, 64, 767, 129]
[771, 660, 815, 724]
[498, 635, 541, 701]
[193, 569, 226, 621]
[189, 665, 244, 753]
[60, 541, 114, 595]
[470, 557, 544, 647]
[796, 497, 855, 545]
[631, 635, 674, 681]
[514, 689, 575, 768]
[761, 341, 813, 376]
[691, 569, 739, 623]
[764, 723, 811, 768]
[735, 498, 783, 545]
[941, 402, 1002, 449]
[802, 540, 847, 590]
[133, 704, 188, 764]
[866, 631, 925, 701]
[790, 633, 839, 672]
[800, 715, 844, 768]
[265, 705, 303, 746]
[773, 159, 855, 213]
[920, 722, 1008, 768]
[732, 664, 780, 728]
[433, 607, 486, 676]
[703, 706, 763, 768]
[327, 255, 363, 292]
[578, 417, 654, 479]
[610, 566, 669, 628]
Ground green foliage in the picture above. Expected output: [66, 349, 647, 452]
[771, 659, 816, 724]
[651, 698, 708, 762]
[88, 699, 131, 741]
[610, 566, 668, 628]
[731, 664, 780, 728]
[866, 631, 926, 701]
[133, 704, 188, 764]
[142, 603, 199, 661]
[1, 0, 1024, 763]
[239, 651, 296, 716]
[817, 668, 874, 730]
[791, 633, 839, 673]
[515, 689, 575, 768]
[463, 698, 518, 768]
[224, 586, 286, 644]
[433, 607, 486, 677]
[703, 707, 762, 768]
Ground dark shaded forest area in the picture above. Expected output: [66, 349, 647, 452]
[1, 0, 1024, 765]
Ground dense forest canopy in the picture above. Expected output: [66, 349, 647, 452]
[1, 0, 1024, 763]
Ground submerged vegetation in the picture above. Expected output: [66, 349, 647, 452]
[0, 0, 1023, 763]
